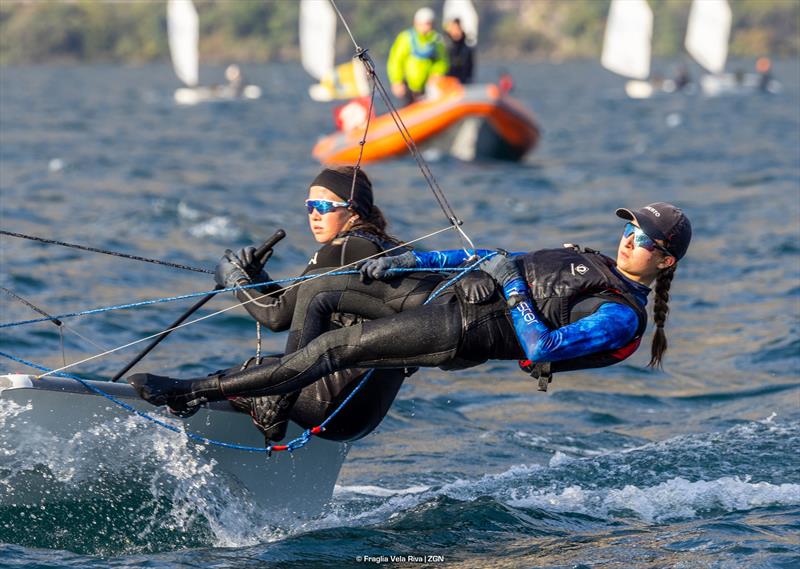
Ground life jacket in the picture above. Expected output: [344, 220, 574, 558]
[514, 245, 648, 391]
[409, 28, 440, 60]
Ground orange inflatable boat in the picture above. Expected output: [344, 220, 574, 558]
[312, 78, 540, 164]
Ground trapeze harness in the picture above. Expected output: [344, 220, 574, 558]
[509, 245, 648, 390]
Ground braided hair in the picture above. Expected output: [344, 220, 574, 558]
[648, 263, 677, 368]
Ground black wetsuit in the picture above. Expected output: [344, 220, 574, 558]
[219, 271, 522, 397]
[127, 248, 655, 426]
[232, 231, 439, 441]
[214, 249, 649, 398]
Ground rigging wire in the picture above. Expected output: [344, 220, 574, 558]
[2, 2, 490, 459]
[0, 252, 495, 455]
[35, 225, 457, 379]
[1, 287, 108, 358]
[347, 71, 376, 203]
[0, 230, 212, 274]
[329, 0, 476, 252]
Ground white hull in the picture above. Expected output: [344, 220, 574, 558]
[0, 374, 346, 519]
[174, 84, 262, 105]
[700, 73, 781, 97]
[625, 80, 655, 99]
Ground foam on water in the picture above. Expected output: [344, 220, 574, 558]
[311, 417, 800, 533]
[1, 60, 798, 565]
[334, 484, 431, 497]
[5, 401, 794, 554]
[508, 476, 800, 523]
[187, 216, 241, 239]
[0, 401, 277, 552]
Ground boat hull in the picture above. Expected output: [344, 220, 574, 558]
[312, 82, 539, 164]
[174, 84, 262, 105]
[0, 374, 346, 519]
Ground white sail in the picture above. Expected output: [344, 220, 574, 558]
[442, 0, 479, 47]
[299, 0, 337, 81]
[601, 0, 653, 80]
[685, 0, 731, 74]
[167, 0, 199, 87]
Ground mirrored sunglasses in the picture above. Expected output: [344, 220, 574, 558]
[305, 199, 350, 215]
[623, 222, 671, 255]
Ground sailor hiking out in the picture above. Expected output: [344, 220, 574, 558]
[130, 203, 692, 417]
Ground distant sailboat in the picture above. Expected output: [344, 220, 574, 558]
[685, 0, 730, 77]
[300, 0, 369, 102]
[601, 0, 655, 99]
[685, 0, 780, 96]
[167, 0, 262, 105]
[686, 0, 732, 96]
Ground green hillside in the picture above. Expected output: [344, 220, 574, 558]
[0, 0, 797, 65]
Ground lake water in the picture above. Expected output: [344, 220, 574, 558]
[1, 60, 799, 568]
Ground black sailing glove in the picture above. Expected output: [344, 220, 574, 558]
[358, 251, 416, 282]
[480, 251, 522, 288]
[214, 249, 249, 289]
[214, 247, 272, 289]
[238, 246, 271, 285]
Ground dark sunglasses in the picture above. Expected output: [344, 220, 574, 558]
[623, 222, 672, 255]
[305, 199, 350, 215]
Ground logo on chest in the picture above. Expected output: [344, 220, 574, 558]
[571, 263, 589, 276]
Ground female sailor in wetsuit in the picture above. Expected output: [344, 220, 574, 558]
[129, 202, 691, 415]
[215, 166, 438, 443]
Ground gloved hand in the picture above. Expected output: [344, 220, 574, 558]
[214, 249, 248, 289]
[238, 246, 271, 284]
[358, 251, 416, 282]
[480, 251, 522, 288]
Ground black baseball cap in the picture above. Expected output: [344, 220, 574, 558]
[616, 202, 692, 260]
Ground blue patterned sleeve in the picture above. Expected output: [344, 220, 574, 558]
[412, 249, 495, 269]
[529, 303, 639, 362]
[502, 278, 639, 363]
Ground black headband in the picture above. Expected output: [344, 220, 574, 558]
[310, 169, 373, 218]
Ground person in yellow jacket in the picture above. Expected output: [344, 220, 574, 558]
[387, 7, 449, 105]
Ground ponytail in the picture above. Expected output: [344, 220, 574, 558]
[648, 263, 677, 368]
[350, 204, 403, 246]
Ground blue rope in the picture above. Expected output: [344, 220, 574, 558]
[0, 351, 270, 453]
[0, 268, 470, 329]
[0, 255, 494, 454]
[275, 252, 496, 451]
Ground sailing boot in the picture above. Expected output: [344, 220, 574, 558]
[128, 372, 224, 417]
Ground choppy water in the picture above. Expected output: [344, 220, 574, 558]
[1, 60, 799, 568]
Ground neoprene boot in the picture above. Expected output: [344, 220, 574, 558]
[128, 373, 224, 416]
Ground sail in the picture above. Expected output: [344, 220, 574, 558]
[685, 0, 731, 74]
[601, 0, 652, 80]
[442, 0, 479, 47]
[300, 0, 337, 81]
[167, 0, 199, 87]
